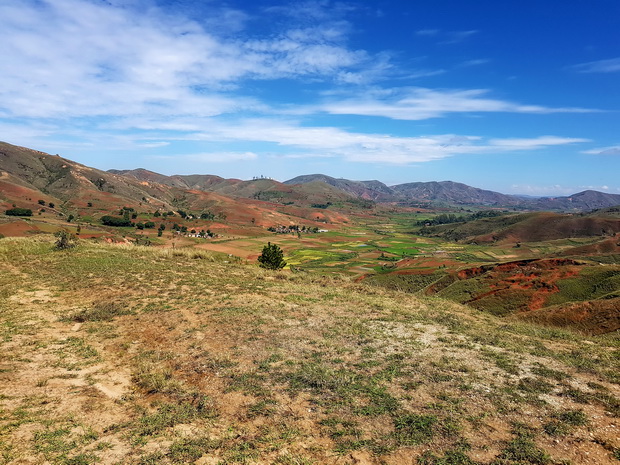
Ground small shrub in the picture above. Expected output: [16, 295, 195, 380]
[54, 230, 77, 250]
[257, 242, 287, 270]
[71, 301, 129, 322]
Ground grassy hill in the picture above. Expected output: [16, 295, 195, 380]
[418, 212, 620, 244]
[0, 236, 618, 464]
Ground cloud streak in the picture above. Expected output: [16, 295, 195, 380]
[320, 88, 595, 120]
[572, 57, 620, 73]
[582, 146, 620, 155]
[184, 119, 589, 165]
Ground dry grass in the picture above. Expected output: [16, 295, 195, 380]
[0, 235, 618, 464]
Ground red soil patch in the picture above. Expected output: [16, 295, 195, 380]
[0, 179, 45, 202]
[438, 259, 585, 312]
[516, 298, 620, 335]
[0, 220, 40, 236]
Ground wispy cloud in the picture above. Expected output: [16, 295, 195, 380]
[440, 30, 479, 45]
[488, 136, 590, 149]
[458, 59, 490, 68]
[581, 146, 620, 155]
[320, 88, 595, 120]
[416, 29, 440, 37]
[180, 119, 589, 165]
[416, 29, 478, 44]
[572, 57, 620, 73]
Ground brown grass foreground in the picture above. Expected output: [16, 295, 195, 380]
[0, 236, 618, 465]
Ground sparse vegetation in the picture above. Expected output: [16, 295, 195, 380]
[0, 236, 618, 464]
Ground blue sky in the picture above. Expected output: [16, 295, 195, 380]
[1, 0, 619, 195]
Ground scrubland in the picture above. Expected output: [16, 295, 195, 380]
[0, 236, 618, 464]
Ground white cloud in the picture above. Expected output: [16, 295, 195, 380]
[139, 142, 170, 148]
[488, 136, 590, 149]
[320, 88, 595, 120]
[179, 119, 588, 165]
[440, 30, 479, 45]
[458, 59, 490, 67]
[509, 184, 579, 196]
[0, 0, 380, 121]
[572, 57, 620, 73]
[582, 146, 620, 155]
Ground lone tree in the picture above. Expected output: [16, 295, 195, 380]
[257, 242, 286, 270]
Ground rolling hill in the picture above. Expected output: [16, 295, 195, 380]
[0, 142, 353, 230]
[417, 211, 620, 244]
[110, 169, 356, 206]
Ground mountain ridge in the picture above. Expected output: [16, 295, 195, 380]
[2, 141, 620, 211]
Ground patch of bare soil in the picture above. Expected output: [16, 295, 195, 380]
[516, 298, 620, 335]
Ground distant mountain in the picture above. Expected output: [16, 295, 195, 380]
[528, 190, 620, 211]
[286, 175, 620, 211]
[284, 174, 394, 201]
[0, 142, 179, 210]
[390, 180, 519, 207]
[286, 176, 521, 206]
[109, 169, 353, 205]
[4, 141, 619, 214]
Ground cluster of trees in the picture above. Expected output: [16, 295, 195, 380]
[267, 225, 320, 234]
[170, 223, 214, 237]
[5, 208, 32, 216]
[416, 210, 503, 227]
[152, 210, 217, 220]
[311, 202, 332, 209]
[135, 221, 155, 230]
[101, 215, 133, 227]
[153, 211, 176, 218]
